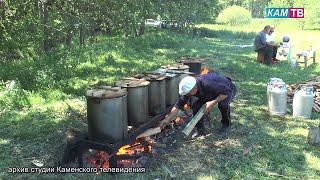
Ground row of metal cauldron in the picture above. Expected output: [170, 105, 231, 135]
[86, 61, 202, 143]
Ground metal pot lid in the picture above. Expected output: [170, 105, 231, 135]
[161, 64, 189, 71]
[115, 78, 150, 88]
[180, 59, 202, 63]
[180, 57, 209, 63]
[134, 73, 166, 81]
[86, 87, 127, 99]
[165, 73, 179, 79]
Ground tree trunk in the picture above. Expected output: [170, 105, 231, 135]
[66, 29, 72, 47]
[79, 24, 85, 46]
[42, 1, 50, 52]
[251, 0, 254, 17]
[138, 20, 145, 36]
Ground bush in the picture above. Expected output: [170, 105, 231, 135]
[0, 80, 31, 110]
[216, 6, 252, 26]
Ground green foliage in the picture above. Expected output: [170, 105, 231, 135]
[1, 21, 320, 179]
[0, 81, 31, 110]
[0, 0, 219, 62]
[269, 0, 320, 30]
[217, 6, 252, 25]
[299, 0, 320, 30]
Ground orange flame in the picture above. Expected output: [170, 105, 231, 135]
[200, 66, 211, 75]
[116, 140, 151, 155]
[87, 151, 110, 169]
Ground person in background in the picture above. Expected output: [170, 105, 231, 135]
[254, 25, 273, 65]
[266, 27, 280, 63]
[159, 73, 236, 136]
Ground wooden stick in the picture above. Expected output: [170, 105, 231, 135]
[136, 127, 161, 139]
[314, 103, 320, 112]
[182, 104, 206, 136]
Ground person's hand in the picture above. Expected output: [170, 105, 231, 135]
[159, 116, 171, 129]
[205, 100, 217, 113]
[184, 109, 193, 117]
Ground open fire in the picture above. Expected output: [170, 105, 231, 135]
[86, 139, 153, 169]
[200, 66, 211, 75]
[63, 61, 205, 170]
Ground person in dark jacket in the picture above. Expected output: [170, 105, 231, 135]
[159, 73, 236, 135]
[254, 25, 273, 65]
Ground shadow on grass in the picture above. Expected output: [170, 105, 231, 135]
[138, 104, 317, 179]
[1, 26, 320, 179]
[0, 108, 90, 178]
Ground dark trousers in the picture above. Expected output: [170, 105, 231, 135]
[257, 45, 273, 65]
[272, 46, 278, 59]
[191, 84, 236, 129]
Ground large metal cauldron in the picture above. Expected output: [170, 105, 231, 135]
[180, 59, 202, 74]
[161, 64, 191, 107]
[164, 73, 180, 107]
[161, 63, 190, 83]
[86, 87, 128, 143]
[135, 73, 166, 116]
[161, 64, 189, 72]
[116, 78, 150, 127]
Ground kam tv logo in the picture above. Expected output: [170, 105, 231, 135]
[265, 8, 304, 18]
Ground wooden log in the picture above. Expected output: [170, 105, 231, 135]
[306, 77, 320, 83]
[308, 126, 320, 146]
[312, 104, 320, 112]
[182, 104, 206, 136]
[314, 103, 320, 111]
[136, 127, 161, 139]
[313, 103, 320, 112]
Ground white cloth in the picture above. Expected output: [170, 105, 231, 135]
[266, 33, 275, 43]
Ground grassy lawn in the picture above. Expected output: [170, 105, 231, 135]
[1, 20, 320, 179]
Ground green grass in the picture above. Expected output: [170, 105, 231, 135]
[1, 20, 320, 179]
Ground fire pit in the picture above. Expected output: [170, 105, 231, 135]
[62, 64, 198, 171]
[62, 104, 172, 168]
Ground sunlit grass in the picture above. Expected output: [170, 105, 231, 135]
[0, 21, 320, 179]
